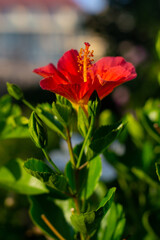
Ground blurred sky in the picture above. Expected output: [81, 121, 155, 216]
[73, 0, 108, 14]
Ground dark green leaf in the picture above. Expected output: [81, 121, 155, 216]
[29, 195, 74, 240]
[24, 158, 70, 194]
[88, 91, 101, 117]
[0, 159, 48, 194]
[65, 143, 87, 194]
[143, 209, 160, 238]
[89, 122, 125, 155]
[65, 160, 87, 195]
[36, 103, 66, 139]
[65, 161, 76, 193]
[77, 106, 89, 137]
[71, 187, 116, 236]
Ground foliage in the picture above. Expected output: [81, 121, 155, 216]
[0, 91, 127, 240]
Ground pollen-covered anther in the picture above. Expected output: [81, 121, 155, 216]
[77, 42, 94, 82]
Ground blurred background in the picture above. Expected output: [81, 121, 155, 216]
[0, 0, 160, 239]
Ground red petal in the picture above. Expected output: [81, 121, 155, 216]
[40, 76, 91, 104]
[57, 49, 83, 83]
[89, 56, 137, 100]
[91, 56, 137, 83]
[95, 80, 124, 100]
[33, 63, 67, 84]
[33, 63, 56, 77]
[40, 77, 74, 101]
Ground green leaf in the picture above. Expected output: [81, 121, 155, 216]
[99, 109, 115, 126]
[65, 143, 88, 194]
[29, 194, 74, 240]
[0, 159, 48, 195]
[0, 116, 29, 140]
[36, 103, 66, 139]
[52, 102, 73, 127]
[0, 94, 12, 118]
[81, 155, 102, 199]
[98, 187, 116, 210]
[98, 203, 126, 240]
[65, 161, 76, 193]
[89, 122, 125, 155]
[88, 91, 101, 117]
[77, 106, 89, 137]
[7, 82, 24, 100]
[65, 160, 88, 196]
[56, 94, 72, 107]
[142, 141, 153, 170]
[70, 187, 116, 236]
[28, 111, 48, 148]
[24, 158, 70, 194]
[132, 167, 160, 189]
[143, 209, 160, 238]
[141, 111, 160, 144]
[126, 113, 144, 146]
[113, 218, 126, 240]
[0, 95, 29, 140]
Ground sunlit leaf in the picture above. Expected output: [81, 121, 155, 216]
[24, 158, 70, 194]
[81, 155, 102, 199]
[98, 203, 126, 240]
[0, 159, 48, 195]
[52, 102, 73, 127]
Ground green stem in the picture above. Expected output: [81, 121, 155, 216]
[76, 116, 95, 168]
[65, 128, 86, 240]
[42, 148, 61, 174]
[41, 214, 66, 240]
[73, 196, 80, 214]
[80, 233, 85, 240]
[66, 127, 76, 168]
[22, 99, 35, 111]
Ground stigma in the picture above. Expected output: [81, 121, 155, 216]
[77, 42, 94, 82]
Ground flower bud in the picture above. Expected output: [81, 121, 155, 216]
[7, 82, 24, 100]
[29, 111, 47, 148]
[88, 91, 101, 117]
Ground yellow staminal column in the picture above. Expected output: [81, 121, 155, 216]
[77, 42, 94, 83]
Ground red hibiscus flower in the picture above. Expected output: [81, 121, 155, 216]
[33, 42, 137, 112]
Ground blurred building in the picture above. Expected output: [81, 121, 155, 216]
[0, 0, 107, 93]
